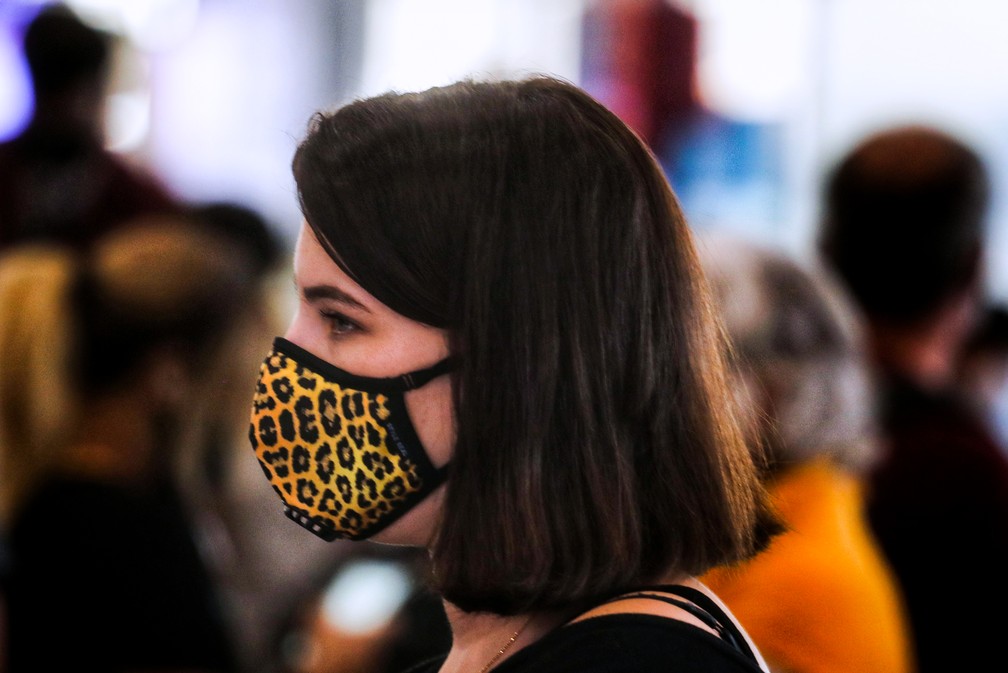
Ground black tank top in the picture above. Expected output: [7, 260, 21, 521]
[402, 584, 764, 673]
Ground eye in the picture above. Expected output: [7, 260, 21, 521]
[319, 309, 361, 337]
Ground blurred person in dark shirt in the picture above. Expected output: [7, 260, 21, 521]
[0, 3, 180, 251]
[819, 124, 1008, 673]
[0, 215, 256, 673]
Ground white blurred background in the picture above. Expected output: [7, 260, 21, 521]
[2, 0, 1007, 291]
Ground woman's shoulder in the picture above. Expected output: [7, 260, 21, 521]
[396, 585, 765, 673]
[499, 612, 765, 672]
[396, 616, 762, 673]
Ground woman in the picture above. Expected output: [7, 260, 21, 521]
[249, 76, 781, 673]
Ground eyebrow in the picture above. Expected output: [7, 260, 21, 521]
[299, 282, 372, 313]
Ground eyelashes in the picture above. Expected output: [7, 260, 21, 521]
[319, 309, 362, 337]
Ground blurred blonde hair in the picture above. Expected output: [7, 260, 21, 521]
[696, 231, 878, 474]
[0, 245, 79, 523]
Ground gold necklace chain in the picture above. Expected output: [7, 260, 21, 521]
[477, 615, 534, 673]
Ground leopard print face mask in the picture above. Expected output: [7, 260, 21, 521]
[248, 337, 451, 541]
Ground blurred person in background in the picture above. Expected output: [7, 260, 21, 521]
[0, 3, 180, 251]
[0, 215, 255, 672]
[697, 233, 914, 673]
[818, 124, 1008, 673]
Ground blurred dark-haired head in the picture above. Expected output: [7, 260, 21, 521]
[24, 4, 111, 96]
[71, 215, 257, 397]
[819, 125, 989, 327]
[22, 4, 113, 142]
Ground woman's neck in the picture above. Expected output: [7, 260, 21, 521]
[438, 604, 563, 673]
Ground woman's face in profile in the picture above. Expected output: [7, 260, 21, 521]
[284, 222, 454, 546]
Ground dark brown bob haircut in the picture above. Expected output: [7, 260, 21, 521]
[292, 76, 778, 615]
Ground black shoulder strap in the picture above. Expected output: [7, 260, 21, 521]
[597, 585, 759, 664]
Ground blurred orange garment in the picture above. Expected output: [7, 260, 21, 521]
[702, 458, 915, 673]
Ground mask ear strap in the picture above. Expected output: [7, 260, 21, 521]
[399, 357, 457, 390]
